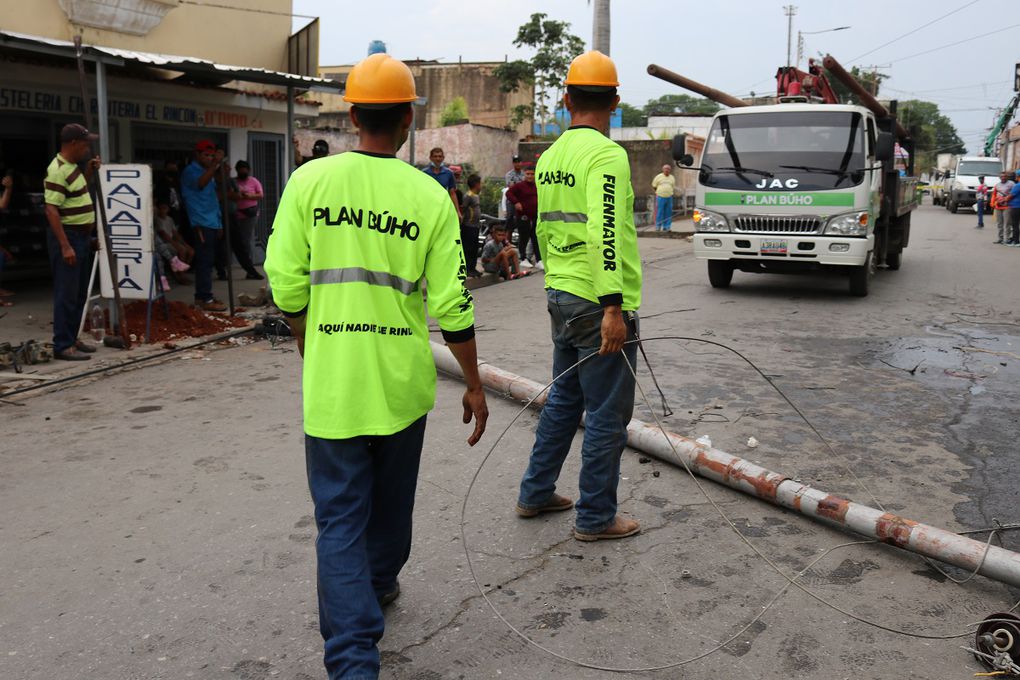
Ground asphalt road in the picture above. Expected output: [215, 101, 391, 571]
[2, 202, 1019, 679]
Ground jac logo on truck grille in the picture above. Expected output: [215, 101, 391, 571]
[755, 178, 800, 189]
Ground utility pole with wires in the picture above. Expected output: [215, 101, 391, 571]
[784, 5, 797, 69]
[859, 64, 890, 96]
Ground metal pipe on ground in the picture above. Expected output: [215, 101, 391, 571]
[430, 341, 1020, 589]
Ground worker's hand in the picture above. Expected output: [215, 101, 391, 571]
[61, 243, 76, 266]
[599, 306, 627, 355]
[515, 202, 523, 213]
[462, 387, 488, 446]
[87, 156, 101, 172]
[1, 175, 12, 189]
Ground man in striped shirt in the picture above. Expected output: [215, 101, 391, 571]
[43, 123, 101, 361]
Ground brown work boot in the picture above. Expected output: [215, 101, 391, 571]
[515, 493, 574, 518]
[573, 516, 641, 542]
[198, 299, 227, 312]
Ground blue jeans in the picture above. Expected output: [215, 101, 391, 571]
[518, 289, 638, 534]
[305, 416, 427, 680]
[46, 228, 93, 353]
[656, 196, 673, 230]
[977, 199, 985, 226]
[192, 226, 220, 302]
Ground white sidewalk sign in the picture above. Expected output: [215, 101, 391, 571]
[98, 164, 153, 300]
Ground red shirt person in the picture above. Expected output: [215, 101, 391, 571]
[506, 167, 540, 264]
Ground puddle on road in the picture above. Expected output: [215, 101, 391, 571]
[866, 324, 1020, 540]
[874, 326, 1019, 395]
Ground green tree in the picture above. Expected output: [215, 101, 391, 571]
[825, 66, 887, 104]
[494, 13, 586, 134]
[642, 94, 719, 116]
[618, 102, 646, 127]
[440, 96, 469, 126]
[897, 99, 966, 170]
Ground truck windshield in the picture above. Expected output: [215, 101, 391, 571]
[700, 111, 867, 191]
[957, 161, 1002, 177]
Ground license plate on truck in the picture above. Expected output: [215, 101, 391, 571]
[760, 239, 788, 255]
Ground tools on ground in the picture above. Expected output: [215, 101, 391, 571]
[0, 340, 53, 373]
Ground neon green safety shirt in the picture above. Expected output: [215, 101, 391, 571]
[264, 151, 475, 439]
[535, 126, 642, 310]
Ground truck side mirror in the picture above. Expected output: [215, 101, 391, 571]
[672, 134, 693, 166]
[875, 132, 894, 162]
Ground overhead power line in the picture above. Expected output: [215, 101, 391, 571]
[847, 0, 980, 64]
[885, 80, 1013, 95]
[885, 21, 1020, 65]
[177, 0, 318, 19]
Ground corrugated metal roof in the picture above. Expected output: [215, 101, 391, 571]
[0, 29, 342, 92]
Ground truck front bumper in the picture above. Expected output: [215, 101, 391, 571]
[952, 190, 977, 206]
[694, 233, 873, 267]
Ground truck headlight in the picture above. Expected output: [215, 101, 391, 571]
[692, 209, 729, 232]
[953, 181, 964, 191]
[825, 211, 869, 236]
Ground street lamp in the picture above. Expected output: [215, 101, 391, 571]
[797, 26, 851, 67]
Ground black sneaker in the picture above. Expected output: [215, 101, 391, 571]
[245, 271, 264, 280]
[377, 581, 400, 607]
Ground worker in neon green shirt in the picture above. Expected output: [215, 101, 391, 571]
[264, 53, 488, 680]
[516, 51, 643, 542]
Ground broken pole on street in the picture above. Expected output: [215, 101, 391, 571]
[430, 341, 1020, 589]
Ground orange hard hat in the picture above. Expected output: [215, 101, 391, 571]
[564, 50, 619, 88]
[343, 53, 417, 105]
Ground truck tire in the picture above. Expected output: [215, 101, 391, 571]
[949, 198, 959, 213]
[707, 260, 733, 288]
[849, 254, 871, 297]
[886, 250, 902, 270]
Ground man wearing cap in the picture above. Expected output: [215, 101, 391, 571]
[294, 138, 330, 168]
[43, 123, 101, 361]
[181, 140, 228, 311]
[265, 53, 488, 680]
[516, 51, 643, 542]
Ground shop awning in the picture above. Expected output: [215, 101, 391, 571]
[0, 29, 342, 93]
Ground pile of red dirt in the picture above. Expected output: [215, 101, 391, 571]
[114, 301, 250, 344]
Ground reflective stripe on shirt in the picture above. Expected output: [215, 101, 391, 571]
[310, 267, 419, 295]
[540, 211, 588, 223]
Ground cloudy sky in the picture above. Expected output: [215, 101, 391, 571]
[294, 0, 1017, 154]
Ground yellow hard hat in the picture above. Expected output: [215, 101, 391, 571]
[343, 53, 417, 105]
[564, 50, 619, 88]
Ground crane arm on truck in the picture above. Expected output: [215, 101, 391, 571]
[984, 93, 1019, 158]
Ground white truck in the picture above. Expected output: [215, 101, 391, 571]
[651, 55, 917, 297]
[931, 153, 957, 206]
[943, 155, 1003, 213]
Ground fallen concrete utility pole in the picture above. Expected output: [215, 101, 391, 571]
[431, 341, 1020, 589]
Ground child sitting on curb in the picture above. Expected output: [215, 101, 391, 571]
[480, 224, 529, 280]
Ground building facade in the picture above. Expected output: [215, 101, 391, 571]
[0, 0, 334, 273]
[316, 60, 534, 140]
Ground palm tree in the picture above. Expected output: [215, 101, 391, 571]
[591, 0, 610, 55]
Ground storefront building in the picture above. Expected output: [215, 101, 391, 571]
[0, 1, 334, 277]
